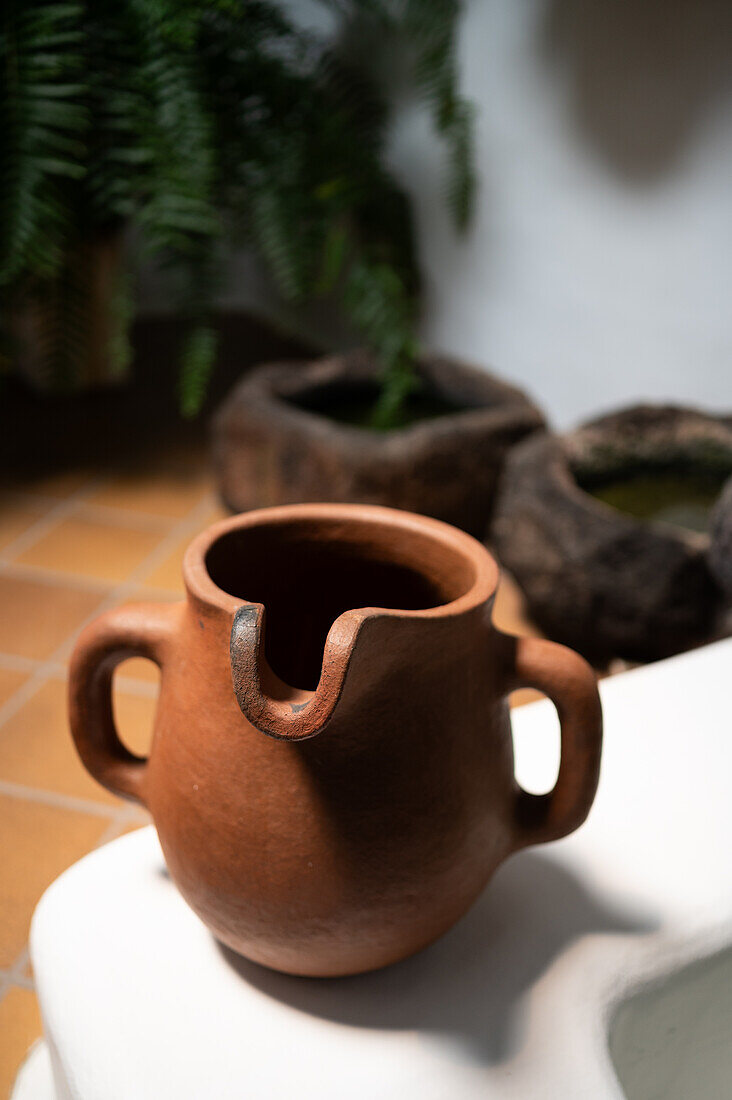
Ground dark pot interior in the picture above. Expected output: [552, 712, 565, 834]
[206, 516, 475, 689]
[283, 375, 474, 431]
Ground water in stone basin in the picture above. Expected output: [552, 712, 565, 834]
[581, 471, 727, 534]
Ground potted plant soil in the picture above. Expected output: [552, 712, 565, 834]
[213, 350, 544, 538]
[491, 405, 732, 664]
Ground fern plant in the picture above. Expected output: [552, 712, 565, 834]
[1, 0, 474, 426]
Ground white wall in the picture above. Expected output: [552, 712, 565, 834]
[386, 0, 732, 428]
[152, 0, 732, 429]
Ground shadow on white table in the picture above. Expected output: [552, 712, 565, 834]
[13, 639, 732, 1099]
[219, 849, 654, 1063]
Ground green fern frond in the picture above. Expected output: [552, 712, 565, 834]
[2, 0, 476, 423]
[343, 257, 419, 427]
[0, 1, 86, 283]
[404, 0, 475, 227]
[178, 325, 217, 418]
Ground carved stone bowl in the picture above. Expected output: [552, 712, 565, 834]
[212, 351, 544, 539]
[491, 405, 732, 664]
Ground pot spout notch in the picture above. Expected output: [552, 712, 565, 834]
[229, 604, 359, 741]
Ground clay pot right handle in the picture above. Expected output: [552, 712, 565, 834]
[68, 603, 177, 806]
[508, 636, 603, 848]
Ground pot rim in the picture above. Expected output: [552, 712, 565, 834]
[183, 502, 498, 620]
[218, 353, 545, 444]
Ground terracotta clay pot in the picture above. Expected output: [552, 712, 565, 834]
[212, 352, 545, 538]
[69, 504, 602, 977]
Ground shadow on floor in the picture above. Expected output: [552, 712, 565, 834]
[0, 312, 315, 487]
[541, 0, 732, 181]
[219, 850, 658, 1065]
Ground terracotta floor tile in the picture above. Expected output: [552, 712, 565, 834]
[138, 495, 237, 593]
[141, 539, 187, 593]
[492, 568, 541, 639]
[509, 687, 545, 709]
[0, 795, 107, 966]
[201, 499, 231, 527]
[20, 470, 91, 500]
[0, 681, 131, 806]
[108, 816, 151, 843]
[0, 679, 158, 804]
[0, 498, 44, 552]
[140, 500, 230, 593]
[115, 655, 163, 685]
[0, 987, 42, 1099]
[0, 668, 27, 708]
[0, 575, 103, 660]
[113, 686, 158, 760]
[89, 468, 212, 519]
[16, 516, 162, 583]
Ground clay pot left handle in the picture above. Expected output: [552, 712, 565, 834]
[68, 603, 176, 806]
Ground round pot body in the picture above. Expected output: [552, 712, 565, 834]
[69, 504, 601, 977]
[492, 406, 732, 665]
[212, 352, 545, 538]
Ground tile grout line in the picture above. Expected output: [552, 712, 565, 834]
[0, 778, 139, 819]
[0, 487, 198, 563]
[51, 493, 216, 662]
[0, 479, 107, 564]
[0, 653, 45, 674]
[0, 559, 188, 599]
[52, 490, 218, 656]
[0, 558, 186, 602]
[0, 490, 61, 513]
[2, 949, 31, 1000]
[0, 652, 164, 697]
[67, 501, 179, 532]
[0, 490, 216, 732]
[0, 560, 121, 595]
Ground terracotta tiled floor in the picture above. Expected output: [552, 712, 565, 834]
[0, 456, 539, 1094]
[0, 453, 229, 1093]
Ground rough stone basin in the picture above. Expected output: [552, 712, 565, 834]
[492, 405, 732, 664]
[213, 352, 545, 539]
[609, 945, 732, 1100]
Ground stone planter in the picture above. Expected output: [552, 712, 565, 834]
[491, 406, 732, 665]
[212, 351, 544, 537]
